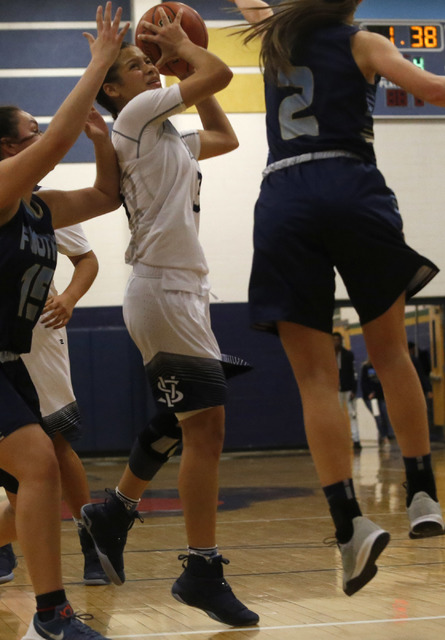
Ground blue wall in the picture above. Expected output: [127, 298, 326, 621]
[68, 303, 306, 454]
[67, 303, 434, 455]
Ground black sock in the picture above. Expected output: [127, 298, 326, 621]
[403, 454, 437, 506]
[323, 479, 362, 544]
[36, 590, 67, 622]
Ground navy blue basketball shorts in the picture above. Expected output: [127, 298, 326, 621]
[249, 158, 438, 334]
[0, 359, 42, 493]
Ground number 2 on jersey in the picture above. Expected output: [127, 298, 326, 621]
[278, 67, 319, 140]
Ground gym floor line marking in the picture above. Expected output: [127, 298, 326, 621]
[108, 614, 445, 638]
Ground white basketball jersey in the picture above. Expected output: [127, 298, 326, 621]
[112, 83, 208, 274]
[21, 224, 91, 417]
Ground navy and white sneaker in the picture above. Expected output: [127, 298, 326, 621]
[78, 526, 110, 586]
[81, 489, 142, 585]
[172, 553, 259, 627]
[22, 601, 110, 639]
[0, 543, 17, 584]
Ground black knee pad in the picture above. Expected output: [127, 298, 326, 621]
[129, 413, 182, 481]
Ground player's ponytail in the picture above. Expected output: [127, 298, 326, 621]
[243, 0, 359, 82]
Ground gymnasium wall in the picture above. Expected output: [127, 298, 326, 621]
[1, 1, 444, 452]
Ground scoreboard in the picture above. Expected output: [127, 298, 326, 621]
[360, 20, 445, 118]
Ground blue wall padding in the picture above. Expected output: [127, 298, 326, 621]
[67, 303, 306, 454]
[67, 302, 433, 455]
[0, 1, 131, 21]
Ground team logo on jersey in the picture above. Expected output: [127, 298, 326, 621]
[157, 376, 184, 407]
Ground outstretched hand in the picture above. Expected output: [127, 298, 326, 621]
[83, 1, 130, 67]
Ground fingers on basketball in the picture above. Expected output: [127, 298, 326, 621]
[135, 1, 208, 76]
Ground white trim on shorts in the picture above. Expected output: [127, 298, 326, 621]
[262, 150, 362, 178]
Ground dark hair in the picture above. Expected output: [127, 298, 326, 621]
[243, 0, 360, 81]
[96, 41, 133, 119]
[0, 106, 21, 158]
[332, 331, 343, 341]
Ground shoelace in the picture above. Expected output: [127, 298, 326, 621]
[63, 610, 110, 637]
[39, 610, 97, 636]
[322, 536, 338, 548]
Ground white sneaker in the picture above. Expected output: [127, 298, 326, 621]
[407, 491, 445, 539]
[338, 516, 390, 596]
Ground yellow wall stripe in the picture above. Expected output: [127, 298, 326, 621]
[208, 26, 262, 67]
[165, 26, 264, 113]
[165, 73, 265, 113]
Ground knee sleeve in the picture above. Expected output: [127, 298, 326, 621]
[129, 413, 182, 481]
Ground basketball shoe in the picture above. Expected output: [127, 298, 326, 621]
[78, 525, 110, 585]
[171, 553, 259, 626]
[81, 489, 142, 585]
[0, 543, 17, 584]
[338, 516, 390, 596]
[407, 491, 445, 538]
[22, 601, 110, 639]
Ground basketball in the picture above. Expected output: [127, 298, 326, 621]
[135, 2, 209, 76]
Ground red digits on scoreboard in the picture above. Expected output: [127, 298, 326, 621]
[386, 89, 408, 107]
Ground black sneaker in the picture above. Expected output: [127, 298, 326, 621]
[81, 489, 142, 586]
[171, 554, 259, 627]
[0, 543, 17, 584]
[78, 526, 111, 586]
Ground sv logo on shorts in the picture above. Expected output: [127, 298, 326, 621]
[157, 376, 184, 407]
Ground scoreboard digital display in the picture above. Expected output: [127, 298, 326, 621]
[360, 21, 445, 117]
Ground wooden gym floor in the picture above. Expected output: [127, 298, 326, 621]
[1, 440, 445, 640]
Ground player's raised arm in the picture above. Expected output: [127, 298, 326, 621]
[0, 2, 129, 224]
[352, 30, 445, 106]
[227, 0, 273, 24]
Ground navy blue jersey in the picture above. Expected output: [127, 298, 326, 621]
[0, 194, 57, 353]
[264, 24, 377, 165]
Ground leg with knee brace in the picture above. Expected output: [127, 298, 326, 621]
[129, 413, 182, 481]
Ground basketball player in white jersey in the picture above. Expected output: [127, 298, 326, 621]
[81, 9, 259, 627]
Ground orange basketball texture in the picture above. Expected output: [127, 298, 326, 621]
[135, 2, 209, 76]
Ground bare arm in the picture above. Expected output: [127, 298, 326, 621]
[38, 109, 122, 228]
[0, 2, 129, 225]
[41, 250, 99, 329]
[195, 97, 238, 160]
[227, 0, 273, 24]
[138, 9, 233, 108]
[352, 30, 445, 106]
